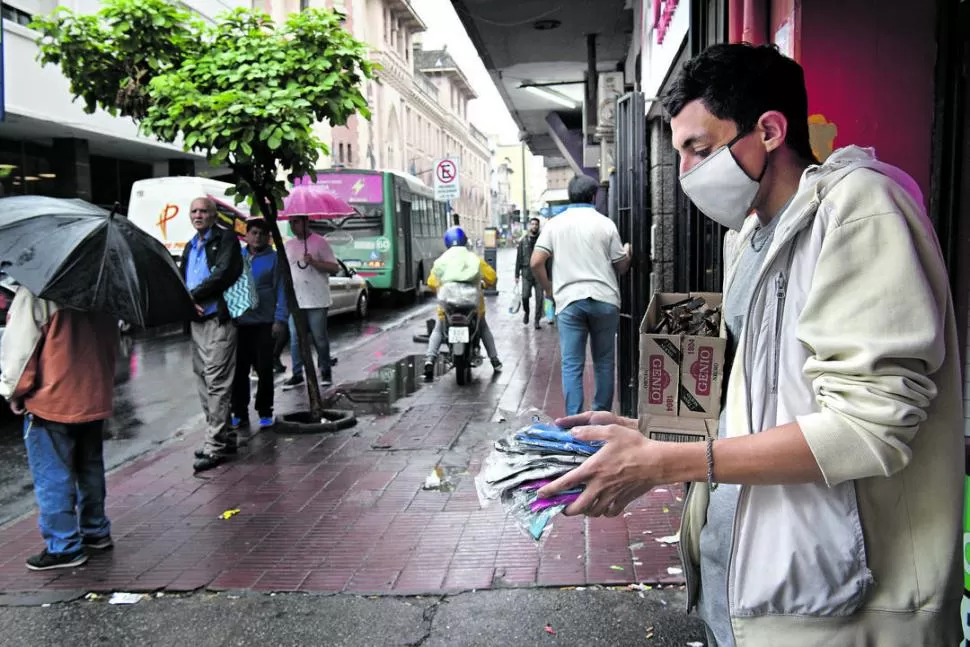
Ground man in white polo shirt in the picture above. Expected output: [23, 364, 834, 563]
[530, 175, 632, 415]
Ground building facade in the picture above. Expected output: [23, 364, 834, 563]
[492, 142, 545, 225]
[0, 0, 247, 209]
[266, 0, 493, 242]
[545, 164, 571, 191]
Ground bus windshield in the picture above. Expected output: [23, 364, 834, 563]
[308, 203, 383, 238]
[304, 172, 384, 238]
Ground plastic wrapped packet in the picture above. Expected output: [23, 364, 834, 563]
[501, 482, 583, 541]
[437, 282, 480, 309]
[475, 421, 602, 542]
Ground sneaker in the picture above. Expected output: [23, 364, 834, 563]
[249, 369, 258, 382]
[82, 535, 114, 550]
[522, 311, 530, 325]
[258, 416, 274, 429]
[423, 360, 435, 381]
[491, 358, 503, 373]
[534, 321, 541, 330]
[230, 416, 249, 429]
[282, 374, 305, 390]
[320, 374, 333, 387]
[273, 360, 286, 374]
[26, 549, 88, 571]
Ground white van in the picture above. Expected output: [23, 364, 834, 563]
[128, 177, 248, 258]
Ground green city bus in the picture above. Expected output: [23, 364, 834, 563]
[301, 169, 449, 296]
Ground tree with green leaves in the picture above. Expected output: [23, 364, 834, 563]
[31, 0, 376, 420]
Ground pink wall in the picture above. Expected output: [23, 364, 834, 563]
[798, 0, 937, 203]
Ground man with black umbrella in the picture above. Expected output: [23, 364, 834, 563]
[181, 197, 243, 473]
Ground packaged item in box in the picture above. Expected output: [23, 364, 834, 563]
[639, 292, 726, 418]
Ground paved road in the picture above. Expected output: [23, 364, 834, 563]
[0, 588, 705, 647]
[0, 299, 435, 526]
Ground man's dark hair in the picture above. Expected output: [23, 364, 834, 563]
[663, 43, 816, 162]
[567, 175, 599, 204]
[246, 218, 267, 233]
[529, 217, 540, 225]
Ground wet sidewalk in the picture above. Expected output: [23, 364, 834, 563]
[0, 256, 686, 595]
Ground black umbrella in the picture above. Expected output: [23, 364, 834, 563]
[0, 195, 195, 328]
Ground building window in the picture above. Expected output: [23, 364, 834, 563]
[347, 144, 353, 165]
[338, 143, 345, 164]
[300, 0, 310, 10]
[1, 3, 32, 25]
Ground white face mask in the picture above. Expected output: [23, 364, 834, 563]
[679, 133, 766, 231]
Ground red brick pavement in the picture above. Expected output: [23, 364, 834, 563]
[0, 284, 686, 595]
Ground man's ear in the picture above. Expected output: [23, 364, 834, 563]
[758, 111, 789, 153]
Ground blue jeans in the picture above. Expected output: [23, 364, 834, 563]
[289, 307, 331, 378]
[24, 415, 110, 555]
[557, 299, 620, 416]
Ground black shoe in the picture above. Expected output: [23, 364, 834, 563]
[273, 360, 286, 374]
[82, 535, 114, 551]
[194, 443, 238, 459]
[522, 311, 530, 325]
[424, 360, 435, 381]
[320, 373, 333, 387]
[26, 549, 88, 571]
[491, 358, 503, 372]
[282, 374, 305, 390]
[193, 453, 229, 473]
[534, 321, 541, 330]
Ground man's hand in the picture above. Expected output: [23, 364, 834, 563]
[272, 322, 286, 338]
[536, 424, 661, 518]
[302, 253, 314, 267]
[623, 242, 632, 258]
[556, 411, 637, 430]
[514, 277, 520, 284]
[9, 399, 25, 416]
[194, 303, 204, 317]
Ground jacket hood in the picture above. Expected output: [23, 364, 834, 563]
[729, 146, 925, 265]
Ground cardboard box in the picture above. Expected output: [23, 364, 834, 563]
[639, 415, 717, 443]
[638, 292, 726, 419]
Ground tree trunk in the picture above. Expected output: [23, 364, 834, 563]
[253, 192, 324, 421]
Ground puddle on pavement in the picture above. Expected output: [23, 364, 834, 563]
[325, 354, 448, 416]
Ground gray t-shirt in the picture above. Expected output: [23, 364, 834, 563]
[697, 216, 779, 647]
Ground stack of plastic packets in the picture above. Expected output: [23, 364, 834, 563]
[475, 423, 603, 542]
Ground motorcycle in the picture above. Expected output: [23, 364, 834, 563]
[438, 283, 482, 386]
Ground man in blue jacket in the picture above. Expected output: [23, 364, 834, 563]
[230, 218, 287, 429]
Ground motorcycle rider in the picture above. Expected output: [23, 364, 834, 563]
[423, 226, 502, 380]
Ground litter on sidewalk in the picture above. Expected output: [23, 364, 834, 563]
[475, 422, 603, 541]
[109, 592, 145, 605]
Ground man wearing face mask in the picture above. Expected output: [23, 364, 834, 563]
[535, 44, 962, 647]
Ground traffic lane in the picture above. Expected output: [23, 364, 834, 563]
[0, 299, 435, 525]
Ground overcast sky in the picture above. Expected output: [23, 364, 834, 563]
[411, 0, 520, 144]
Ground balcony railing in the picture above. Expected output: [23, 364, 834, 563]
[413, 73, 439, 102]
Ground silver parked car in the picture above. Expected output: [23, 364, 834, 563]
[329, 260, 369, 319]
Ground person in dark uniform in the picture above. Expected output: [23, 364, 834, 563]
[514, 218, 543, 329]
